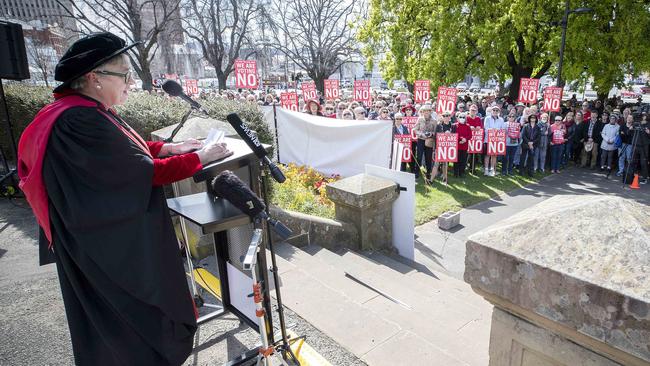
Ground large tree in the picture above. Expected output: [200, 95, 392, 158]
[266, 0, 360, 94]
[182, 0, 261, 90]
[58, 0, 181, 90]
[359, 0, 650, 101]
[563, 0, 650, 100]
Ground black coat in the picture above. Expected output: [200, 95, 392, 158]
[41, 106, 196, 365]
[578, 120, 604, 144]
[521, 123, 541, 149]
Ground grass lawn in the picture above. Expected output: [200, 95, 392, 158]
[415, 169, 548, 225]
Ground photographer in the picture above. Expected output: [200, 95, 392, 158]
[629, 115, 650, 184]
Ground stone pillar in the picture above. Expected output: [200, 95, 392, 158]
[326, 174, 398, 251]
[464, 195, 650, 366]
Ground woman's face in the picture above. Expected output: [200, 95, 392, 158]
[91, 58, 133, 107]
[405, 109, 413, 116]
[541, 114, 548, 123]
[309, 103, 319, 113]
[342, 111, 353, 120]
[626, 115, 634, 124]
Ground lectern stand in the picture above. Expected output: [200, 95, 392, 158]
[166, 137, 275, 349]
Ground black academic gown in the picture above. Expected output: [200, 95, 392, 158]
[40, 106, 197, 365]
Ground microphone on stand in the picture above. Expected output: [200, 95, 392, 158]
[162, 80, 210, 115]
[210, 171, 292, 240]
[226, 113, 286, 183]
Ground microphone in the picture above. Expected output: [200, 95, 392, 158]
[226, 113, 286, 183]
[210, 171, 292, 240]
[162, 80, 209, 115]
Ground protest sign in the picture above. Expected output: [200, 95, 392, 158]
[414, 80, 430, 104]
[468, 128, 484, 154]
[354, 80, 371, 105]
[324, 79, 340, 100]
[542, 87, 563, 112]
[184, 79, 198, 96]
[394, 134, 413, 162]
[517, 78, 540, 104]
[435, 133, 458, 163]
[436, 87, 457, 114]
[552, 128, 565, 144]
[280, 92, 299, 111]
[507, 123, 521, 139]
[402, 116, 418, 141]
[234, 60, 258, 89]
[301, 81, 317, 102]
[487, 129, 506, 156]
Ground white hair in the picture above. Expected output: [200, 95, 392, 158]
[70, 53, 130, 91]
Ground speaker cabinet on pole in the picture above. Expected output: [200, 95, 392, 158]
[0, 21, 30, 81]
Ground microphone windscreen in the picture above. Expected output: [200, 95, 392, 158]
[226, 113, 267, 159]
[210, 170, 266, 218]
[162, 80, 184, 96]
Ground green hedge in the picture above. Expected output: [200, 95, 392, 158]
[2, 84, 271, 160]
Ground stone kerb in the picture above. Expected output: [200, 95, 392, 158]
[326, 174, 398, 251]
[464, 195, 650, 366]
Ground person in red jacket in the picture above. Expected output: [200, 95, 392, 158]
[17, 33, 232, 366]
[453, 112, 472, 177]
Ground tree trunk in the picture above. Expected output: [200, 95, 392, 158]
[141, 71, 153, 91]
[406, 81, 414, 94]
[216, 71, 228, 90]
[508, 65, 533, 102]
[314, 75, 325, 95]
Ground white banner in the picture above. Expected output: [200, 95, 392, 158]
[274, 108, 392, 177]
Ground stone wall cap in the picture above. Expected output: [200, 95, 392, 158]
[468, 195, 649, 302]
[326, 174, 398, 209]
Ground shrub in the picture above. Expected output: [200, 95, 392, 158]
[272, 164, 340, 219]
[1, 84, 272, 160]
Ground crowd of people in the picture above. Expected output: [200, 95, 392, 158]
[176, 86, 650, 186]
[288, 90, 650, 186]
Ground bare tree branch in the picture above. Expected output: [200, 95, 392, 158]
[55, 0, 181, 90]
[265, 0, 360, 93]
[182, 0, 260, 89]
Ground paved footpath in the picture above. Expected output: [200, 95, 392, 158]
[414, 168, 650, 281]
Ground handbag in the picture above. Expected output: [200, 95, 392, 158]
[614, 134, 622, 148]
[425, 137, 434, 148]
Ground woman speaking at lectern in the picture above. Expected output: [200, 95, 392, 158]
[17, 32, 231, 365]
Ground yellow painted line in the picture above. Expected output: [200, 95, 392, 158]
[287, 330, 332, 366]
[188, 268, 222, 300]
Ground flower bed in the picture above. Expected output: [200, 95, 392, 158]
[271, 164, 340, 219]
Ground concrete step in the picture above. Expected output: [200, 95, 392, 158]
[274, 243, 378, 304]
[364, 250, 490, 310]
[274, 242, 490, 365]
[272, 243, 401, 357]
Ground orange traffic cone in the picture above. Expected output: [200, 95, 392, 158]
[630, 174, 640, 189]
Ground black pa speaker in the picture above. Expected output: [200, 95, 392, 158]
[0, 22, 30, 80]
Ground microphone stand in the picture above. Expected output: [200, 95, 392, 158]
[258, 161, 301, 366]
[164, 107, 195, 143]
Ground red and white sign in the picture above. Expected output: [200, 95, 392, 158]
[395, 135, 412, 162]
[517, 78, 540, 104]
[414, 80, 430, 104]
[542, 87, 563, 112]
[280, 92, 299, 111]
[435, 133, 458, 163]
[354, 80, 371, 106]
[468, 128, 484, 154]
[301, 81, 317, 102]
[402, 116, 418, 141]
[552, 128, 565, 144]
[436, 87, 457, 114]
[506, 122, 521, 139]
[184, 79, 198, 96]
[487, 129, 506, 156]
[234, 60, 258, 89]
[324, 79, 340, 100]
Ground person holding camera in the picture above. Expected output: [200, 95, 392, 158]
[413, 105, 437, 181]
[630, 116, 650, 184]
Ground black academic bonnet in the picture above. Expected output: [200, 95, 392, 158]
[53, 32, 139, 93]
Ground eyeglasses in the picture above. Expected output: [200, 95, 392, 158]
[381, 110, 389, 113]
[325, 108, 334, 111]
[94, 70, 132, 83]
